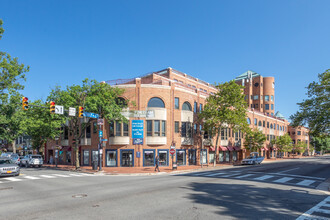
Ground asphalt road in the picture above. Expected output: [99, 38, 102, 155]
[0, 156, 329, 220]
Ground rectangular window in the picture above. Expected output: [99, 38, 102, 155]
[64, 127, 69, 140]
[181, 122, 187, 137]
[194, 102, 197, 113]
[83, 150, 90, 166]
[267, 135, 269, 141]
[255, 104, 258, 108]
[253, 95, 259, 100]
[177, 150, 186, 165]
[187, 123, 192, 138]
[154, 120, 160, 136]
[161, 121, 166, 136]
[261, 104, 263, 108]
[265, 104, 269, 110]
[263, 121, 265, 127]
[175, 97, 179, 109]
[199, 104, 203, 112]
[194, 124, 197, 134]
[123, 122, 129, 136]
[109, 121, 114, 137]
[250, 95, 253, 100]
[86, 124, 91, 138]
[115, 121, 121, 136]
[261, 95, 263, 100]
[143, 150, 155, 166]
[265, 95, 269, 101]
[175, 121, 179, 133]
[271, 95, 274, 101]
[93, 122, 97, 133]
[271, 104, 274, 110]
[147, 120, 152, 136]
[267, 122, 269, 128]
[297, 131, 301, 135]
[158, 150, 168, 166]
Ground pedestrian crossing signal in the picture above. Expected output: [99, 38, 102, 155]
[78, 106, 84, 118]
[22, 97, 29, 110]
[50, 101, 55, 114]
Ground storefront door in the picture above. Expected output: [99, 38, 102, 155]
[176, 150, 186, 165]
[121, 150, 134, 167]
[83, 150, 90, 166]
[106, 150, 117, 167]
[158, 150, 169, 166]
[200, 149, 207, 164]
[188, 149, 196, 165]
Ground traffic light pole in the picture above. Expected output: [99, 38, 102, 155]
[98, 107, 102, 171]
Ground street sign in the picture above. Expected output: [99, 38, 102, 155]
[97, 119, 104, 125]
[69, 107, 76, 116]
[84, 112, 99, 118]
[102, 139, 108, 142]
[170, 145, 176, 149]
[99, 130, 103, 137]
[55, 105, 64, 114]
[170, 149, 175, 155]
[132, 120, 144, 145]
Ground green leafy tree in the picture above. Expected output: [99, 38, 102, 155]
[311, 135, 330, 154]
[48, 79, 127, 169]
[290, 70, 329, 136]
[276, 134, 293, 157]
[21, 100, 65, 154]
[244, 128, 266, 153]
[294, 141, 307, 155]
[199, 80, 249, 166]
[0, 19, 29, 152]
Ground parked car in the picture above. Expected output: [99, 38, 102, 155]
[0, 157, 20, 177]
[20, 155, 43, 168]
[10, 154, 20, 165]
[241, 152, 264, 165]
[0, 152, 14, 158]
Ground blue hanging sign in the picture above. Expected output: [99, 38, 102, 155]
[99, 130, 103, 137]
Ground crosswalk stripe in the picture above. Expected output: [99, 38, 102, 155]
[221, 173, 240, 178]
[52, 174, 70, 177]
[23, 176, 41, 180]
[79, 173, 94, 176]
[273, 177, 294, 183]
[235, 174, 254, 179]
[254, 175, 274, 181]
[3, 177, 23, 182]
[191, 172, 209, 176]
[315, 208, 330, 214]
[322, 203, 330, 207]
[296, 179, 315, 186]
[39, 175, 57, 179]
[204, 172, 225, 177]
[69, 174, 84, 177]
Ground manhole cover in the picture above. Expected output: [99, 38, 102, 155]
[72, 194, 87, 198]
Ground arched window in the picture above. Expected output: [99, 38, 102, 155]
[258, 121, 262, 127]
[148, 97, 165, 108]
[254, 118, 257, 125]
[247, 118, 251, 124]
[270, 123, 273, 129]
[182, 102, 192, 111]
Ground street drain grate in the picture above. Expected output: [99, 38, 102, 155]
[72, 194, 87, 198]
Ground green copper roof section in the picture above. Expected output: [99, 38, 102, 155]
[275, 111, 286, 120]
[235, 70, 260, 80]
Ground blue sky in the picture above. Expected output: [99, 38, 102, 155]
[1, 0, 329, 120]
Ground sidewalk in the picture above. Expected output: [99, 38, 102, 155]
[42, 163, 233, 175]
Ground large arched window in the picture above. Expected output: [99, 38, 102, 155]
[254, 118, 257, 125]
[148, 97, 165, 108]
[182, 102, 192, 111]
[247, 118, 251, 124]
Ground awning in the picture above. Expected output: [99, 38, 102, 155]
[233, 146, 241, 151]
[227, 146, 234, 151]
[263, 147, 268, 151]
[219, 146, 228, 151]
[209, 146, 215, 151]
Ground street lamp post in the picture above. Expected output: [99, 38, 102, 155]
[201, 130, 204, 168]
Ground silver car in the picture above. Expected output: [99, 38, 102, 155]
[21, 154, 43, 168]
[10, 154, 20, 165]
[0, 157, 20, 177]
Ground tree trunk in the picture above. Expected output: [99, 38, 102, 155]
[75, 141, 80, 170]
[12, 140, 16, 154]
[214, 129, 221, 167]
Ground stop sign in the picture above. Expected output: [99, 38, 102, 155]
[170, 149, 175, 155]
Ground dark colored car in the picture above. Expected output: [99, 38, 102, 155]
[0, 157, 20, 177]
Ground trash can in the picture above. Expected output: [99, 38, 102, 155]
[92, 160, 98, 170]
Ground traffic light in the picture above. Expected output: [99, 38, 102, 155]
[22, 97, 29, 110]
[78, 106, 84, 118]
[50, 101, 55, 114]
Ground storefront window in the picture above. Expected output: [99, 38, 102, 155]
[219, 152, 224, 162]
[177, 150, 186, 165]
[92, 150, 99, 163]
[106, 150, 117, 167]
[188, 149, 196, 165]
[83, 150, 89, 165]
[121, 150, 133, 167]
[209, 151, 215, 163]
[143, 150, 155, 166]
[201, 149, 207, 164]
[233, 151, 237, 161]
[66, 151, 71, 163]
[225, 152, 230, 162]
[158, 150, 168, 166]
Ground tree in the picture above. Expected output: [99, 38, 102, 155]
[199, 80, 249, 166]
[290, 70, 329, 136]
[0, 19, 29, 152]
[244, 128, 266, 153]
[47, 79, 127, 169]
[311, 135, 330, 154]
[276, 134, 293, 157]
[294, 141, 307, 155]
[20, 100, 64, 154]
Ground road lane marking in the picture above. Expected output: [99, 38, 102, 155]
[276, 167, 300, 174]
[39, 175, 57, 179]
[204, 172, 225, 177]
[191, 172, 209, 176]
[52, 174, 70, 177]
[69, 174, 84, 177]
[23, 176, 41, 180]
[296, 180, 315, 186]
[235, 174, 254, 179]
[3, 177, 23, 182]
[273, 177, 294, 183]
[221, 173, 240, 178]
[254, 175, 274, 181]
[296, 196, 330, 220]
[250, 172, 325, 181]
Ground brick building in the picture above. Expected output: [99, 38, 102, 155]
[45, 67, 310, 167]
